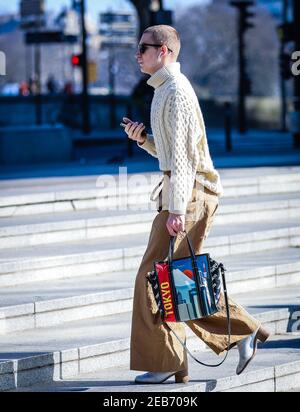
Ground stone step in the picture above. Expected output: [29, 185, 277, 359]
[287, 387, 300, 392]
[0, 192, 299, 249]
[0, 217, 299, 288]
[10, 334, 300, 393]
[0, 284, 299, 392]
[1, 165, 299, 191]
[0, 247, 299, 334]
[1, 167, 300, 217]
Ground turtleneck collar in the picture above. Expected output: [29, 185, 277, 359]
[147, 62, 181, 89]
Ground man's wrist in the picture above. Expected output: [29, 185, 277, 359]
[138, 136, 146, 145]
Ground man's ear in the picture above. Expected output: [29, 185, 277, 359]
[161, 45, 169, 56]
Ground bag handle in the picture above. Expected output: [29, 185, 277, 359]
[168, 231, 202, 286]
[168, 231, 196, 264]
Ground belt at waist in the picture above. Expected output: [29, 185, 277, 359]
[162, 171, 217, 196]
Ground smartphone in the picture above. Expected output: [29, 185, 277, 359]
[120, 121, 146, 137]
[120, 118, 134, 128]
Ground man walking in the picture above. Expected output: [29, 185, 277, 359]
[123, 25, 270, 385]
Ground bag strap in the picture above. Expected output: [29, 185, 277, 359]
[168, 232, 201, 287]
[168, 232, 196, 265]
[166, 232, 231, 367]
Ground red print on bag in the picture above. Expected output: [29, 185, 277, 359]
[156, 263, 176, 322]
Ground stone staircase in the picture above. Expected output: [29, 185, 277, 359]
[1, 166, 300, 392]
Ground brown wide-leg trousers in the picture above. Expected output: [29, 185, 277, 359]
[130, 180, 261, 373]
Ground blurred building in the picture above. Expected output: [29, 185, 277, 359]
[0, 13, 19, 34]
[258, 0, 292, 19]
[0, 6, 140, 96]
[0, 11, 75, 94]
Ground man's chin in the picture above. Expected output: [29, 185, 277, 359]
[139, 67, 150, 75]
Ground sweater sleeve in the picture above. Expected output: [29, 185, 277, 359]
[137, 133, 158, 158]
[166, 92, 200, 215]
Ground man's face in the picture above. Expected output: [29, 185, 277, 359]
[135, 33, 169, 76]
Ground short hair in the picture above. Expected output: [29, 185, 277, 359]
[143, 25, 181, 61]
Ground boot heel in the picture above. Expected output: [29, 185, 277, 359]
[257, 325, 270, 343]
[175, 369, 189, 384]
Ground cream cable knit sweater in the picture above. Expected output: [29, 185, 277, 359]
[137, 62, 223, 214]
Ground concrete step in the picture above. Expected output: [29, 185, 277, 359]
[1, 166, 300, 217]
[0, 217, 299, 288]
[10, 334, 300, 393]
[0, 284, 299, 392]
[0, 192, 299, 249]
[1, 165, 299, 191]
[0, 288, 300, 390]
[287, 387, 300, 392]
[0, 247, 299, 334]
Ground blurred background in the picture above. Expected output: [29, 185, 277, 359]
[0, 0, 299, 175]
[1, 3, 300, 394]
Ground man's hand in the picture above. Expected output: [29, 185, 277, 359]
[122, 117, 146, 144]
[166, 213, 185, 236]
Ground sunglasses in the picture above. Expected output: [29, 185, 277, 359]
[138, 43, 173, 54]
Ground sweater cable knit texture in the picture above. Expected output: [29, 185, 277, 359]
[137, 62, 223, 214]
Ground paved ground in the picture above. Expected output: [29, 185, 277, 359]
[9, 335, 300, 392]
